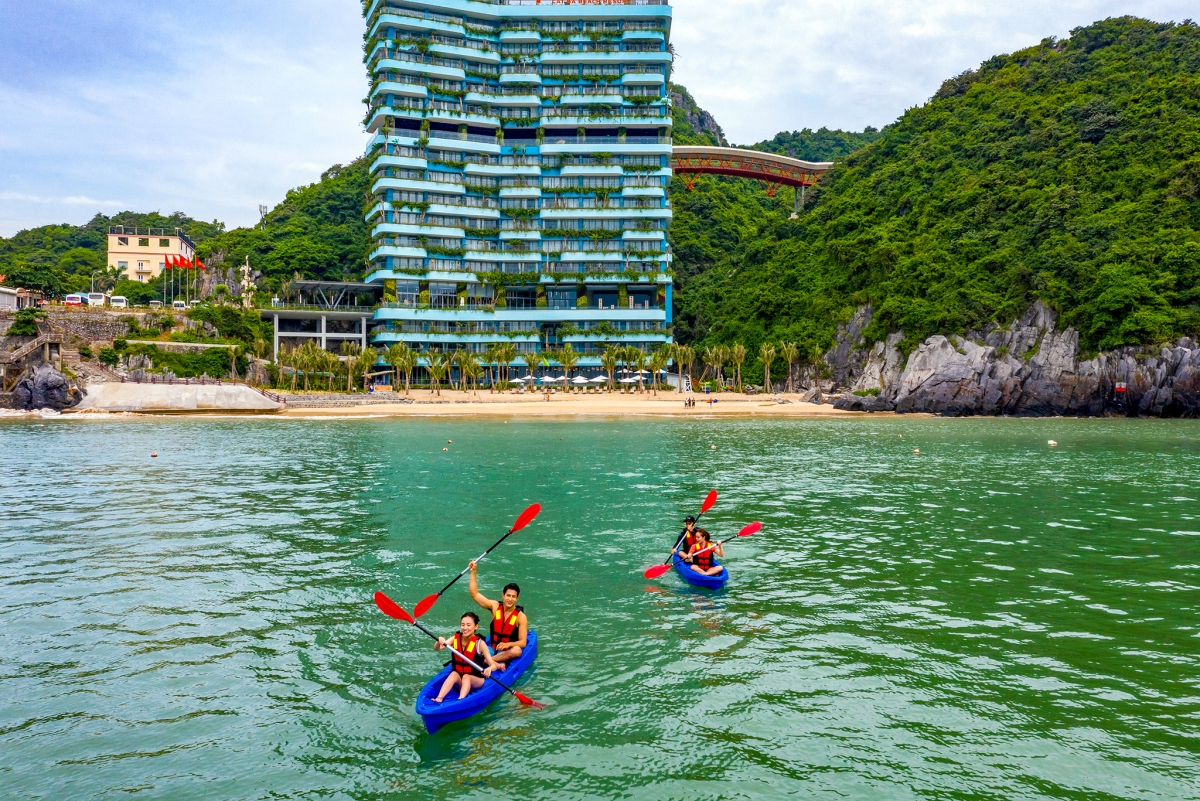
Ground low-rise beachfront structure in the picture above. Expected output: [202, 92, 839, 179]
[360, 0, 674, 376]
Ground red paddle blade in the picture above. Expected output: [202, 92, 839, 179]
[514, 692, 545, 710]
[510, 503, 542, 533]
[413, 593, 439, 619]
[738, 522, 763, 537]
[374, 591, 414, 623]
[643, 563, 672, 580]
[700, 490, 717, 514]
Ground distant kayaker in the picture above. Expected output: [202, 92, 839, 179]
[469, 560, 528, 665]
[432, 611, 505, 702]
[685, 528, 724, 576]
[671, 515, 700, 561]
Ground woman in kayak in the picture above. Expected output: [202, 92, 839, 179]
[685, 528, 724, 576]
[469, 560, 528, 664]
[432, 611, 504, 702]
[671, 515, 700, 561]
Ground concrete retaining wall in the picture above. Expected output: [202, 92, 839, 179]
[73, 382, 282, 414]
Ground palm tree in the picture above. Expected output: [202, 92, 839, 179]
[518, 350, 539, 390]
[674, 344, 694, 393]
[497, 342, 517, 388]
[298, 342, 314, 391]
[384, 342, 410, 391]
[779, 341, 799, 394]
[483, 343, 500, 390]
[284, 345, 299, 391]
[626, 346, 647, 393]
[760, 342, 777, 394]
[558, 343, 580, 389]
[648, 347, 668, 395]
[357, 346, 378, 392]
[324, 349, 340, 392]
[427, 351, 448, 395]
[702, 345, 721, 387]
[730, 343, 747, 392]
[600, 346, 618, 392]
[460, 352, 482, 396]
[340, 341, 362, 392]
[399, 345, 416, 395]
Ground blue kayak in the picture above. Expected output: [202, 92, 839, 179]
[415, 630, 538, 734]
[673, 555, 729, 589]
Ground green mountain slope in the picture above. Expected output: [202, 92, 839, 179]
[194, 160, 371, 286]
[0, 212, 223, 296]
[681, 17, 1200, 373]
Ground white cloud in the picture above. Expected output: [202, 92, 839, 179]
[671, 0, 1199, 143]
[2, 0, 1196, 235]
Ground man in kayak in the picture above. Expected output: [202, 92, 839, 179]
[671, 515, 700, 562]
[432, 611, 505, 702]
[685, 528, 724, 576]
[469, 560, 528, 665]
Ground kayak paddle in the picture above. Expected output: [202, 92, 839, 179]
[644, 521, 762, 579]
[413, 503, 541, 618]
[644, 490, 717, 579]
[374, 591, 545, 710]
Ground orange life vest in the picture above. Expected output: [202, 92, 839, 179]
[450, 632, 485, 676]
[691, 543, 715, 570]
[489, 605, 523, 649]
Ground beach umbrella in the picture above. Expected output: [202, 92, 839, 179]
[571, 376, 589, 385]
[589, 376, 606, 383]
[619, 377, 638, 384]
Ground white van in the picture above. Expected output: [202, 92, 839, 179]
[64, 293, 86, 307]
[87, 293, 108, 307]
[110, 296, 128, 309]
[148, 300, 163, 309]
[172, 300, 187, 310]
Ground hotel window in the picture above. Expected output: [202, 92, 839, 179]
[159, 239, 170, 247]
[139, 238, 150, 246]
[117, 261, 128, 270]
[117, 236, 129, 246]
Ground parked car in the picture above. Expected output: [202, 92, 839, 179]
[172, 300, 187, 310]
[148, 300, 163, 309]
[110, 296, 128, 308]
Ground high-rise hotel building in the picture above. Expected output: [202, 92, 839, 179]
[362, 0, 673, 370]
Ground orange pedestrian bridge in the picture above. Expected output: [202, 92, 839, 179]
[671, 146, 833, 211]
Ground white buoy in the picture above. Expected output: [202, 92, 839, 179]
[1048, 440, 1058, 447]
[913, 449, 920, 454]
[151, 452, 158, 458]
[711, 445, 717, 450]
[443, 447, 449, 452]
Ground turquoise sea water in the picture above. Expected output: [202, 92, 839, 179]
[1, 416, 1198, 800]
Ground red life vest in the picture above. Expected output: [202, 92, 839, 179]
[450, 632, 485, 676]
[691, 543, 715, 570]
[680, 529, 699, 552]
[489, 605, 524, 649]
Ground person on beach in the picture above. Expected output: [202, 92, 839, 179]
[671, 515, 700, 561]
[685, 528, 724, 576]
[469, 561, 528, 664]
[433, 611, 504, 702]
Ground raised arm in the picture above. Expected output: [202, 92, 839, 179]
[469, 561, 498, 612]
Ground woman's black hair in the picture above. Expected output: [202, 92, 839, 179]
[503, 582, 520, 596]
[695, 527, 711, 541]
[461, 611, 480, 624]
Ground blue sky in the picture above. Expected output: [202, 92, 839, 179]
[1, 0, 1195, 236]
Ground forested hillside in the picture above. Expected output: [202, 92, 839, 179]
[6, 17, 1197, 377]
[0, 212, 223, 298]
[193, 160, 371, 285]
[678, 16, 1200, 377]
[0, 162, 369, 298]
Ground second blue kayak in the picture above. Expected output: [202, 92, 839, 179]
[414, 630, 539, 734]
[673, 555, 729, 589]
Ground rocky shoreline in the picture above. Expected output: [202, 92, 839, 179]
[821, 303, 1199, 417]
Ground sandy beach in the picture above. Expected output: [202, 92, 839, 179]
[279, 391, 872, 418]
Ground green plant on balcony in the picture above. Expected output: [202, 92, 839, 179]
[536, 297, 548, 308]
[431, 158, 467, 169]
[575, 294, 589, 309]
[617, 285, 628, 307]
[622, 163, 660, 173]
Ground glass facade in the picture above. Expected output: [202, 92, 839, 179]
[361, 0, 674, 367]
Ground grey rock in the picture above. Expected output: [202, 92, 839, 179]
[799, 387, 823, 404]
[14, 363, 85, 411]
[824, 304, 873, 390]
[833, 393, 894, 412]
